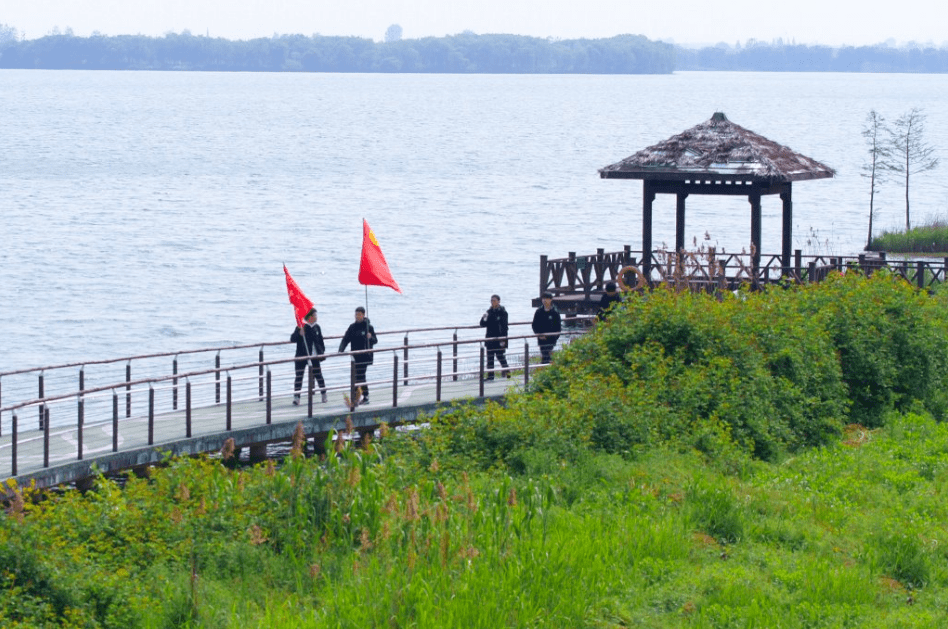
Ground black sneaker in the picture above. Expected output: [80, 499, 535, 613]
[360, 396, 369, 405]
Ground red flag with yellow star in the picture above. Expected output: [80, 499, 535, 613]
[358, 219, 402, 293]
[284, 264, 314, 328]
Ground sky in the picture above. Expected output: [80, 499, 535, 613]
[2, 0, 947, 47]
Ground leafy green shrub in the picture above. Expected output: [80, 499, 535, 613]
[797, 271, 948, 427]
[533, 285, 849, 461]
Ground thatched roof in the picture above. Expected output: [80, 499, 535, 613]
[599, 112, 835, 182]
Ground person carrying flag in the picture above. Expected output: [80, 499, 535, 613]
[339, 306, 378, 405]
[291, 307, 328, 405]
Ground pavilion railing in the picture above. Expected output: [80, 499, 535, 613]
[540, 247, 948, 298]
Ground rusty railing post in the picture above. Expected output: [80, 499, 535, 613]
[112, 390, 118, 452]
[215, 352, 221, 404]
[172, 356, 179, 410]
[77, 394, 84, 461]
[403, 334, 409, 386]
[393, 353, 399, 408]
[186, 380, 192, 438]
[479, 346, 485, 398]
[11, 412, 17, 476]
[43, 405, 50, 468]
[38, 372, 44, 429]
[148, 386, 155, 445]
[126, 362, 132, 418]
[226, 374, 233, 430]
[436, 349, 442, 402]
[266, 368, 272, 425]
[350, 360, 357, 412]
[452, 331, 459, 382]
[307, 364, 314, 417]
[258, 347, 265, 400]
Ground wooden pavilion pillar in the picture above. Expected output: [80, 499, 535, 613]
[781, 185, 793, 277]
[749, 192, 762, 276]
[675, 192, 688, 254]
[642, 181, 656, 280]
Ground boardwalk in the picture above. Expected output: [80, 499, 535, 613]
[1, 321, 578, 490]
[1, 377, 518, 490]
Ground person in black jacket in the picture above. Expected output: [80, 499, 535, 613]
[480, 294, 509, 380]
[532, 292, 562, 364]
[290, 308, 327, 405]
[338, 306, 378, 404]
[597, 281, 623, 321]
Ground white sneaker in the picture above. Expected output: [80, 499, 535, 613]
[292, 395, 300, 406]
[321, 393, 329, 403]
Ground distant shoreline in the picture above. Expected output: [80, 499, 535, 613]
[3, 31, 947, 73]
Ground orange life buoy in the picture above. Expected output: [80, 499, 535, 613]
[616, 265, 647, 292]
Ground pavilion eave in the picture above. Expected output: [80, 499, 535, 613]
[599, 168, 833, 184]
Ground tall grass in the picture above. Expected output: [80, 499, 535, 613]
[868, 219, 948, 254]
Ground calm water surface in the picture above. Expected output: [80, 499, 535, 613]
[3, 70, 948, 372]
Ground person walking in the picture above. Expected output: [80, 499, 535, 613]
[480, 294, 510, 380]
[532, 291, 561, 364]
[597, 281, 623, 321]
[338, 306, 378, 404]
[291, 307, 328, 405]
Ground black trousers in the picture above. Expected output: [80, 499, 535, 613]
[354, 361, 370, 398]
[294, 358, 326, 395]
[538, 341, 556, 364]
[485, 341, 509, 378]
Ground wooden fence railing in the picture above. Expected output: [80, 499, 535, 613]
[540, 247, 948, 298]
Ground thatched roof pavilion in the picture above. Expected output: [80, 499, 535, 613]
[599, 112, 834, 278]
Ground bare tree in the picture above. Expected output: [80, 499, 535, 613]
[861, 110, 888, 249]
[885, 108, 939, 231]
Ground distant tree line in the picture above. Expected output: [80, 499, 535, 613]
[5, 26, 947, 74]
[0, 29, 676, 74]
[676, 39, 948, 73]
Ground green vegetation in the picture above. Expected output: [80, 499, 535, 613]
[5, 271, 948, 627]
[869, 219, 948, 255]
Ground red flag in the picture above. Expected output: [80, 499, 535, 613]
[358, 219, 402, 293]
[284, 264, 314, 328]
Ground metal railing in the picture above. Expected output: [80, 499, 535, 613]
[1, 321, 588, 480]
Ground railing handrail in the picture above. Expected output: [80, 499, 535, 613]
[0, 329, 584, 415]
[0, 319, 547, 380]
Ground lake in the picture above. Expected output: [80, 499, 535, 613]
[3, 70, 948, 373]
